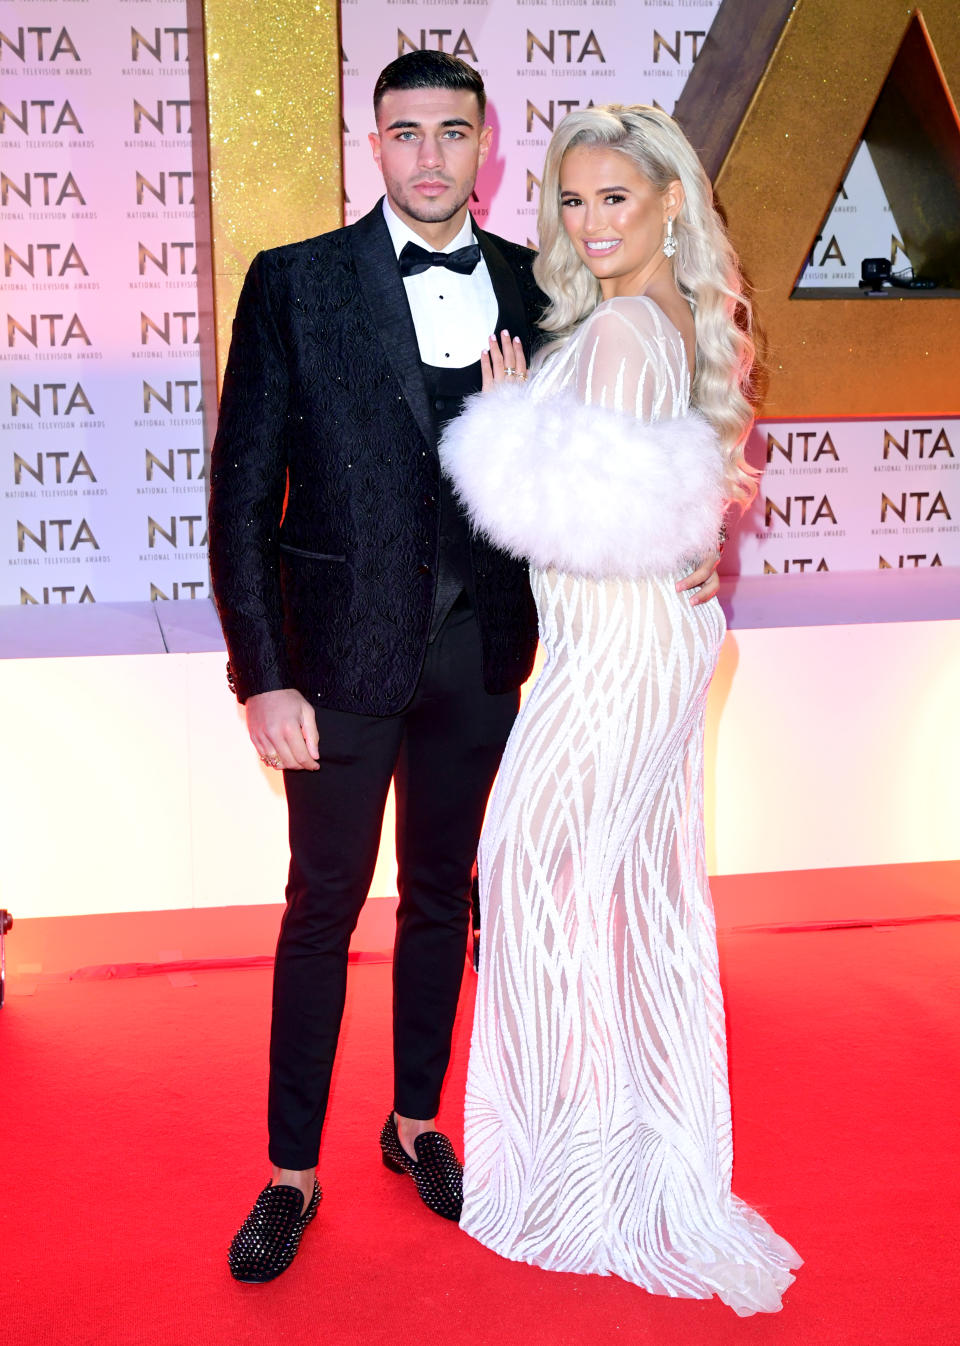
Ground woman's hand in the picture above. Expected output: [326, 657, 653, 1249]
[480, 329, 527, 392]
[677, 551, 721, 605]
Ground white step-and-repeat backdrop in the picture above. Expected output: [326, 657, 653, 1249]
[2, 0, 205, 608]
[2, 0, 956, 607]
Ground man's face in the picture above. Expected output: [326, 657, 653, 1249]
[369, 87, 491, 242]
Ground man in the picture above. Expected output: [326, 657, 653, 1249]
[209, 51, 541, 1283]
[210, 51, 719, 1284]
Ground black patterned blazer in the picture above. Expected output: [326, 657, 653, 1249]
[207, 201, 543, 715]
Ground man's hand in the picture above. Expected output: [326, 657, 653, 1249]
[245, 689, 320, 771]
[676, 550, 721, 606]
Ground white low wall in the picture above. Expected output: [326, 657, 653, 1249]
[1, 574, 957, 919]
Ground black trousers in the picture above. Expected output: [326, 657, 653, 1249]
[267, 600, 519, 1170]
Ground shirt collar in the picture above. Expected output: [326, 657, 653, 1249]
[382, 197, 476, 261]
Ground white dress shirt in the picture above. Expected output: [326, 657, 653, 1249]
[382, 198, 499, 370]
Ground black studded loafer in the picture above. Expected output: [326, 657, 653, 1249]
[228, 1179, 321, 1283]
[380, 1112, 463, 1221]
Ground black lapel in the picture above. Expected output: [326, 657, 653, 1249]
[350, 200, 434, 449]
[474, 226, 532, 357]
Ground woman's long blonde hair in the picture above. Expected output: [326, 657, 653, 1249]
[534, 104, 757, 505]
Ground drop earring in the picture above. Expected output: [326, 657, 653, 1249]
[662, 216, 677, 259]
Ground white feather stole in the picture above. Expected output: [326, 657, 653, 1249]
[438, 382, 726, 580]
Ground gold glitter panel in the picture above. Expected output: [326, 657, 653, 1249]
[686, 0, 960, 417]
[192, 0, 342, 394]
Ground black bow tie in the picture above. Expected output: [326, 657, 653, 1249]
[398, 240, 481, 278]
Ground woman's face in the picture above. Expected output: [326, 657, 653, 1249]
[559, 145, 680, 299]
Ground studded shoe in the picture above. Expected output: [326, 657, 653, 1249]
[228, 1179, 321, 1283]
[380, 1112, 463, 1221]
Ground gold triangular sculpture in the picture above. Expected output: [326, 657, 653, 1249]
[678, 1, 959, 416]
[796, 15, 960, 295]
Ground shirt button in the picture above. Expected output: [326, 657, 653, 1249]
[417, 563, 431, 576]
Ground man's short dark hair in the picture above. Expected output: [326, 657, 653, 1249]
[373, 50, 486, 123]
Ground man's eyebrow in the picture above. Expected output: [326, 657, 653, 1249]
[384, 117, 474, 131]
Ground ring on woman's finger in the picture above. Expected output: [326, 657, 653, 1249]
[260, 753, 282, 769]
[504, 367, 516, 378]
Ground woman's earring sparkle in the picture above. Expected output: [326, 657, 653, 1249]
[663, 216, 677, 259]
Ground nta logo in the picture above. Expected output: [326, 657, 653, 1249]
[764, 495, 838, 527]
[138, 242, 196, 276]
[145, 448, 205, 481]
[7, 312, 91, 347]
[10, 382, 93, 417]
[2, 170, 85, 207]
[21, 585, 95, 604]
[4, 243, 88, 278]
[0, 26, 80, 62]
[527, 100, 595, 133]
[142, 379, 203, 414]
[17, 518, 99, 551]
[140, 312, 199, 345]
[883, 427, 954, 460]
[880, 491, 950, 523]
[130, 27, 189, 62]
[653, 30, 706, 64]
[766, 430, 839, 463]
[397, 29, 477, 61]
[148, 515, 207, 548]
[763, 558, 830, 573]
[150, 580, 206, 600]
[527, 30, 605, 64]
[133, 100, 190, 135]
[14, 450, 96, 485]
[135, 170, 194, 207]
[0, 99, 83, 135]
[879, 554, 942, 568]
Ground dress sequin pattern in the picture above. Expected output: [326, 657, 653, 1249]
[460, 297, 801, 1316]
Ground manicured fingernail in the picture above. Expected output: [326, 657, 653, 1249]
[513, 336, 522, 344]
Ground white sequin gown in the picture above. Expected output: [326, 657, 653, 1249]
[444, 297, 801, 1316]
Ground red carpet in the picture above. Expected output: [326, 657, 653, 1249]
[2, 865, 958, 1345]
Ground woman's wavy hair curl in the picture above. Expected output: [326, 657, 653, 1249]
[534, 104, 757, 505]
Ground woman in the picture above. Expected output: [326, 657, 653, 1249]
[439, 106, 801, 1316]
